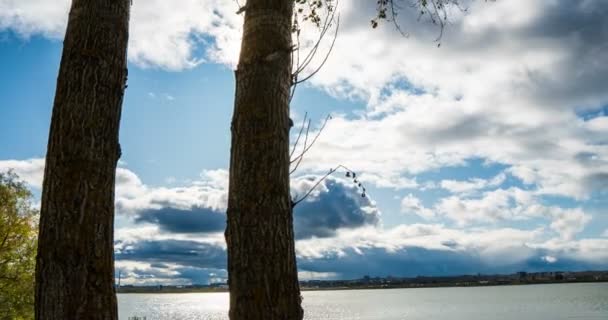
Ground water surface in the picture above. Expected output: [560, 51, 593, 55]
[118, 283, 608, 319]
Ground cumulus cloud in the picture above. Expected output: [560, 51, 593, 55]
[0, 0, 70, 38]
[114, 237, 228, 285]
[134, 207, 225, 234]
[0, 158, 45, 188]
[542, 255, 557, 264]
[115, 258, 228, 285]
[440, 173, 506, 195]
[115, 239, 227, 270]
[120, 171, 381, 239]
[401, 194, 435, 220]
[113, 221, 608, 283]
[2, 157, 606, 284]
[285, 0, 608, 204]
[292, 176, 381, 239]
[4, 1, 607, 202]
[548, 208, 592, 241]
[435, 187, 592, 239]
[3, 0, 608, 283]
[398, 185, 593, 240]
[0, 0, 242, 70]
[0, 158, 381, 240]
[6, 160, 590, 284]
[296, 224, 608, 278]
[115, 168, 229, 217]
[127, 0, 241, 69]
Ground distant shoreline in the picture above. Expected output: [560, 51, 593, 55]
[117, 270, 608, 294]
[117, 280, 608, 294]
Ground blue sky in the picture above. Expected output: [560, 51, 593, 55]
[1, 0, 608, 285]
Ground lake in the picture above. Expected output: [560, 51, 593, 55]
[118, 283, 608, 320]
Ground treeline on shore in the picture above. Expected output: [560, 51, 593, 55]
[116, 270, 608, 293]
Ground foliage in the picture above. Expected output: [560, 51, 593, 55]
[0, 171, 38, 320]
[293, 0, 463, 33]
[294, 0, 336, 29]
[373, 0, 466, 42]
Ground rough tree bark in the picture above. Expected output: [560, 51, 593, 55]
[225, 0, 303, 319]
[35, 1, 130, 319]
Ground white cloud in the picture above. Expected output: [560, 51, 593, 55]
[295, 223, 543, 261]
[114, 219, 608, 282]
[128, 0, 241, 70]
[298, 271, 339, 281]
[3, 2, 607, 202]
[586, 117, 608, 132]
[296, 223, 608, 276]
[0, 0, 70, 38]
[436, 190, 513, 226]
[548, 208, 592, 241]
[535, 238, 608, 265]
[507, 166, 539, 185]
[4, 160, 594, 281]
[434, 187, 591, 239]
[2, 0, 608, 281]
[542, 255, 557, 263]
[0, 158, 45, 188]
[401, 194, 435, 220]
[440, 173, 506, 195]
[283, 0, 608, 202]
[115, 168, 229, 216]
[0, 158, 230, 218]
[0, 0, 242, 70]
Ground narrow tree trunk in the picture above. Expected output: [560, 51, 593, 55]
[225, 0, 303, 319]
[35, 1, 130, 319]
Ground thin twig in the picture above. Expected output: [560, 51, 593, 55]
[290, 118, 311, 175]
[292, 169, 336, 207]
[290, 114, 331, 165]
[290, 112, 308, 158]
[294, 16, 340, 85]
[390, 0, 409, 37]
[294, 2, 338, 76]
[292, 164, 366, 206]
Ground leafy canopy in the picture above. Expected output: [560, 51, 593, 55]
[0, 171, 38, 320]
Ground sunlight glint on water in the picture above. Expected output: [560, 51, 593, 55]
[118, 283, 608, 320]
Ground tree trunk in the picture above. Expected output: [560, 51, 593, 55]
[225, 0, 303, 319]
[35, 1, 130, 319]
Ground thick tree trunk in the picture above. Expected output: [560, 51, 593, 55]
[35, 1, 130, 319]
[225, 0, 303, 319]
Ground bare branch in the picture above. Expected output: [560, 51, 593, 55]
[372, 0, 470, 43]
[289, 118, 311, 175]
[290, 114, 331, 166]
[294, 16, 339, 85]
[289, 27, 302, 102]
[390, 0, 409, 37]
[295, 3, 337, 76]
[290, 0, 340, 100]
[292, 164, 368, 207]
[292, 168, 336, 207]
[234, 0, 246, 14]
[290, 112, 308, 158]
